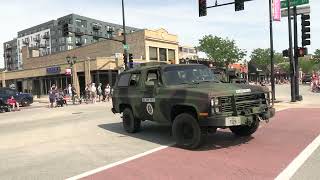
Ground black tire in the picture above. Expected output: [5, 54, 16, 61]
[172, 113, 203, 149]
[5, 107, 11, 112]
[21, 99, 30, 107]
[229, 118, 260, 136]
[122, 108, 141, 133]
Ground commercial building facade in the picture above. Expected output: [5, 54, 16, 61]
[178, 45, 198, 60]
[0, 28, 179, 96]
[3, 14, 139, 71]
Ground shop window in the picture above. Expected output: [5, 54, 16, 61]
[149, 47, 158, 61]
[168, 49, 175, 62]
[159, 48, 167, 62]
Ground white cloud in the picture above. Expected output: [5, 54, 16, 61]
[1, 0, 319, 68]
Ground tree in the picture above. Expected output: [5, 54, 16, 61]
[250, 48, 286, 71]
[198, 35, 246, 67]
[314, 49, 320, 62]
[299, 57, 318, 74]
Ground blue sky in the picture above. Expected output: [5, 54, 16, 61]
[0, 0, 319, 68]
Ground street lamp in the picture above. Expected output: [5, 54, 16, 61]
[66, 55, 77, 86]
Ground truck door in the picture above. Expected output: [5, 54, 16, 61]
[139, 69, 160, 121]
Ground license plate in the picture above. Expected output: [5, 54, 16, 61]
[225, 117, 242, 126]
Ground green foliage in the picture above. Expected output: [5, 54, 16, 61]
[250, 48, 286, 71]
[198, 35, 246, 67]
[314, 49, 320, 62]
[277, 62, 290, 74]
[299, 58, 319, 74]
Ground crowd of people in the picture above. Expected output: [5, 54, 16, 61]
[48, 82, 112, 108]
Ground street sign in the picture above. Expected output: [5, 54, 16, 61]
[281, 0, 309, 9]
[281, 5, 310, 17]
[123, 44, 129, 50]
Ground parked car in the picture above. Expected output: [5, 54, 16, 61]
[0, 88, 33, 107]
[302, 74, 312, 84]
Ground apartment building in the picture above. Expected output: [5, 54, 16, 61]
[3, 14, 140, 71]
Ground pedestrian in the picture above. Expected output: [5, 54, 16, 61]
[48, 88, 56, 108]
[91, 83, 97, 104]
[68, 84, 73, 98]
[97, 83, 102, 102]
[7, 96, 20, 111]
[85, 84, 90, 104]
[104, 83, 111, 102]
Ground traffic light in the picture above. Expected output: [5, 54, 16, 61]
[235, 0, 244, 11]
[301, 14, 311, 46]
[123, 53, 128, 66]
[62, 24, 70, 37]
[199, 0, 207, 17]
[282, 49, 289, 57]
[129, 53, 133, 69]
[297, 47, 308, 57]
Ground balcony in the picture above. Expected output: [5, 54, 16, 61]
[22, 40, 30, 45]
[5, 45, 12, 50]
[42, 34, 50, 39]
[75, 41, 83, 46]
[92, 24, 102, 31]
[39, 44, 48, 48]
[34, 37, 41, 42]
[74, 31, 84, 36]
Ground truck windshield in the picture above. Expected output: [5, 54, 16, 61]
[163, 65, 218, 86]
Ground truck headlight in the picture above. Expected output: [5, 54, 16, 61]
[211, 97, 220, 113]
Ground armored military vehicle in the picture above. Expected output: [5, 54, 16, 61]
[111, 63, 275, 149]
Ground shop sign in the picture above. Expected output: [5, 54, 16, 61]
[46, 67, 61, 74]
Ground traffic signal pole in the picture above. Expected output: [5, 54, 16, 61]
[293, 6, 302, 101]
[122, 0, 129, 70]
[287, 0, 296, 102]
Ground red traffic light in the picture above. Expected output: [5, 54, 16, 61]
[298, 47, 308, 57]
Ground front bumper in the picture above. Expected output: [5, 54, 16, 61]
[199, 107, 276, 127]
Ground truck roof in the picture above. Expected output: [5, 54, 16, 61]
[124, 63, 206, 73]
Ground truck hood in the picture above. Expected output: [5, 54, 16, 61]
[167, 82, 269, 97]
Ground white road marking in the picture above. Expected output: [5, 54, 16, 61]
[66, 107, 289, 180]
[65, 144, 174, 180]
[275, 134, 320, 180]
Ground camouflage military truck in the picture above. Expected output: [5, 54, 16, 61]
[111, 63, 275, 149]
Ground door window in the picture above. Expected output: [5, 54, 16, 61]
[129, 73, 141, 87]
[146, 70, 161, 85]
[117, 73, 131, 87]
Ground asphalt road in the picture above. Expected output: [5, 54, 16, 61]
[0, 84, 319, 180]
[0, 103, 173, 180]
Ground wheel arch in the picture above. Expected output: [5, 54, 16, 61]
[170, 104, 199, 122]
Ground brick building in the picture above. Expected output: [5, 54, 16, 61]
[0, 28, 179, 96]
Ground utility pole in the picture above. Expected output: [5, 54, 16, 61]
[122, 0, 129, 70]
[287, 0, 296, 102]
[268, 0, 275, 103]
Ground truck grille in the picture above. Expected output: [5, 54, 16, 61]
[219, 93, 267, 114]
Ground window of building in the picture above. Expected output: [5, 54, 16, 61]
[66, 37, 73, 44]
[159, 48, 167, 62]
[149, 47, 158, 61]
[67, 45, 73, 50]
[189, 49, 196, 53]
[168, 49, 175, 62]
[59, 46, 66, 51]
